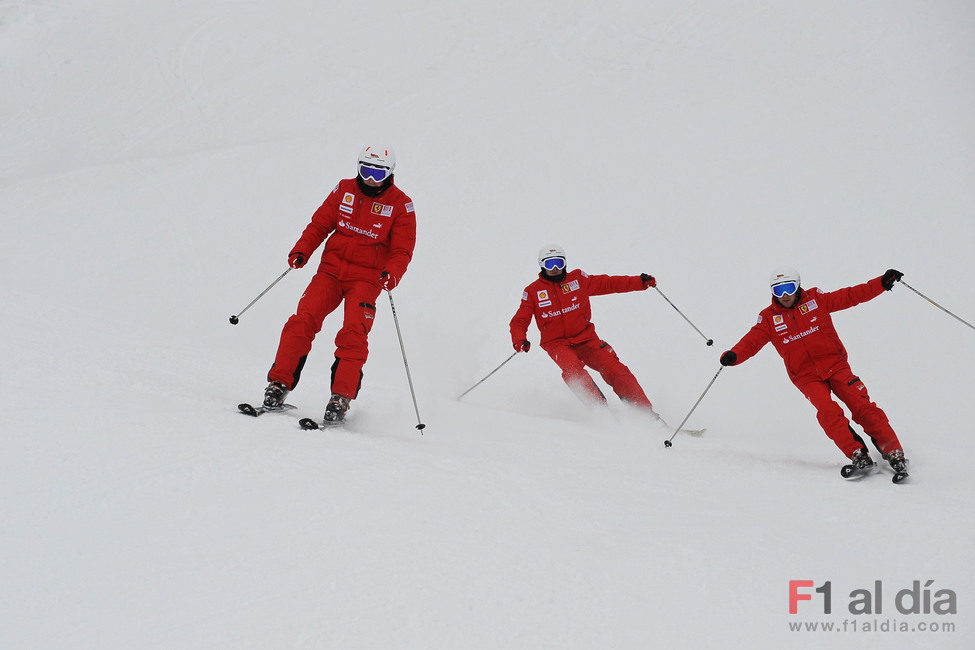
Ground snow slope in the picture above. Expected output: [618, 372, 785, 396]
[2, 1, 974, 648]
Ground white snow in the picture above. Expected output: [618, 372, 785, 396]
[2, 1, 974, 648]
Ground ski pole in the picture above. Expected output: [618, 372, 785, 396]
[665, 366, 723, 447]
[899, 280, 975, 332]
[386, 289, 426, 432]
[457, 351, 519, 400]
[655, 287, 714, 346]
[229, 267, 292, 325]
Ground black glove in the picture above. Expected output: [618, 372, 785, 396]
[640, 273, 656, 288]
[720, 351, 737, 366]
[881, 269, 903, 290]
[513, 339, 530, 353]
[288, 252, 307, 269]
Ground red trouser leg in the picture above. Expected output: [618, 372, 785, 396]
[330, 281, 382, 399]
[798, 380, 861, 458]
[828, 368, 902, 456]
[798, 380, 864, 458]
[545, 342, 607, 404]
[269, 272, 343, 390]
[575, 339, 653, 408]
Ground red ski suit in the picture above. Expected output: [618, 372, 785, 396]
[727, 276, 902, 458]
[268, 178, 416, 398]
[509, 269, 653, 407]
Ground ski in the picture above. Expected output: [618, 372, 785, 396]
[238, 402, 296, 417]
[298, 417, 346, 430]
[840, 462, 874, 479]
[238, 403, 347, 431]
[656, 414, 706, 437]
[840, 462, 909, 484]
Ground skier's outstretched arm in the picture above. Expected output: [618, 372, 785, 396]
[586, 273, 649, 296]
[820, 275, 886, 313]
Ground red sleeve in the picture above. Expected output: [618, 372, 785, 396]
[291, 190, 339, 257]
[585, 274, 645, 296]
[730, 316, 772, 365]
[820, 277, 885, 313]
[383, 203, 417, 279]
[509, 290, 534, 344]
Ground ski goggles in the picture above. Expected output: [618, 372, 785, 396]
[541, 257, 566, 271]
[771, 281, 799, 298]
[358, 163, 391, 183]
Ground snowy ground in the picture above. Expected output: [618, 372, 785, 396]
[2, 1, 974, 648]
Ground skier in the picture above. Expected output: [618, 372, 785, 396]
[261, 145, 416, 424]
[718, 268, 909, 476]
[509, 245, 659, 414]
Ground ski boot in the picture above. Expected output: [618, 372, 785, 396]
[884, 449, 909, 483]
[885, 449, 907, 472]
[263, 381, 289, 410]
[840, 448, 875, 478]
[850, 448, 875, 470]
[323, 393, 351, 425]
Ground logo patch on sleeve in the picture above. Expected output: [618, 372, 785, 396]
[522, 291, 529, 301]
[405, 202, 415, 213]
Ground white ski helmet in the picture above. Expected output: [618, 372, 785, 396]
[357, 145, 395, 176]
[769, 267, 801, 291]
[538, 245, 567, 270]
